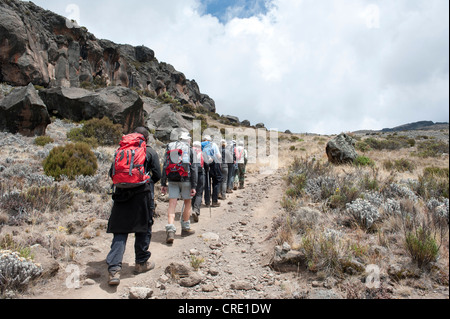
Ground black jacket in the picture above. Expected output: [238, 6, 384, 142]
[107, 146, 161, 234]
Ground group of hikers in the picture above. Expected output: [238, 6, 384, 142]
[106, 127, 248, 286]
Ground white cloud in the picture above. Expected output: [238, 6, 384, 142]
[31, 0, 449, 134]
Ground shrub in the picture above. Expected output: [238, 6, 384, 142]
[354, 156, 375, 167]
[67, 117, 122, 147]
[413, 170, 449, 200]
[405, 227, 440, 268]
[182, 104, 196, 115]
[383, 158, 416, 173]
[301, 229, 350, 275]
[81, 117, 123, 146]
[43, 143, 98, 181]
[0, 249, 43, 294]
[34, 136, 54, 147]
[305, 176, 338, 202]
[363, 136, 412, 151]
[66, 127, 98, 148]
[346, 198, 380, 230]
[415, 140, 449, 158]
[25, 184, 73, 212]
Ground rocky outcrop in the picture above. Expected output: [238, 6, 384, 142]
[326, 133, 358, 164]
[39, 86, 144, 134]
[0, 0, 215, 112]
[146, 104, 194, 142]
[0, 83, 50, 136]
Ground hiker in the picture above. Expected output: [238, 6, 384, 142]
[236, 140, 248, 189]
[106, 127, 161, 286]
[226, 140, 237, 194]
[219, 139, 228, 200]
[202, 135, 222, 207]
[191, 141, 204, 222]
[161, 132, 198, 244]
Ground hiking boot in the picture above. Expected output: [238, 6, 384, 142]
[226, 189, 233, 194]
[181, 228, 196, 237]
[166, 231, 175, 244]
[218, 194, 224, 200]
[192, 211, 199, 223]
[108, 271, 121, 286]
[134, 261, 155, 274]
[211, 201, 221, 207]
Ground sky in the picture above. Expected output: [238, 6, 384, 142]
[29, 0, 449, 135]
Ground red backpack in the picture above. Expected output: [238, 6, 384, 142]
[112, 133, 151, 188]
[165, 141, 191, 181]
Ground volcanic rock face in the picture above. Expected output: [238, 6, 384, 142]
[0, 0, 215, 112]
[0, 83, 50, 137]
[39, 86, 144, 134]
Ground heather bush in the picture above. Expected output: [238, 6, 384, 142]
[67, 117, 123, 147]
[34, 136, 54, 147]
[43, 143, 98, 181]
[354, 156, 375, 167]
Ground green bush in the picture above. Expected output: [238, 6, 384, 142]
[34, 136, 54, 147]
[354, 156, 375, 167]
[405, 227, 440, 268]
[383, 158, 416, 173]
[363, 136, 413, 151]
[67, 117, 123, 147]
[415, 140, 449, 158]
[43, 143, 98, 181]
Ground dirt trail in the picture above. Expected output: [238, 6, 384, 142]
[28, 170, 290, 299]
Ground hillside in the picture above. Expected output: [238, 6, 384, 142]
[0, 0, 215, 112]
[0, 0, 449, 303]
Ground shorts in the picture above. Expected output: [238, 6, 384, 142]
[168, 181, 192, 200]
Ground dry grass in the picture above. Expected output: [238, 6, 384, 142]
[271, 130, 449, 297]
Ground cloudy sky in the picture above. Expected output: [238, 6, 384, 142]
[31, 0, 449, 134]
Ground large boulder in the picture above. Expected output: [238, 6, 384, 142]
[146, 105, 193, 142]
[39, 86, 144, 134]
[326, 133, 358, 164]
[0, 83, 50, 136]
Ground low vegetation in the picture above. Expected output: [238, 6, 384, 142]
[272, 129, 449, 298]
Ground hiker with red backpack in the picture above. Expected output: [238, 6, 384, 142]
[106, 127, 161, 286]
[161, 132, 198, 244]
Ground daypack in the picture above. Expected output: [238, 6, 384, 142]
[165, 141, 191, 181]
[202, 142, 215, 164]
[112, 133, 151, 188]
[193, 148, 204, 168]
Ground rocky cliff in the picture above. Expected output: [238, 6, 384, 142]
[0, 0, 215, 112]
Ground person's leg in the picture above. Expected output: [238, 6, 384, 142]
[227, 163, 235, 192]
[192, 172, 204, 219]
[135, 185, 155, 272]
[166, 182, 180, 244]
[180, 182, 195, 236]
[221, 165, 228, 199]
[203, 164, 211, 206]
[211, 163, 222, 204]
[106, 233, 128, 285]
[134, 227, 154, 273]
